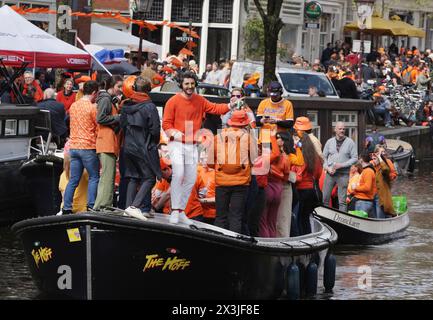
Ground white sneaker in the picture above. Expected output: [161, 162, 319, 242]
[179, 212, 194, 226]
[169, 211, 180, 224]
[125, 206, 148, 221]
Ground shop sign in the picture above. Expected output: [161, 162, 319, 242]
[305, 22, 320, 29]
[176, 32, 193, 43]
[304, 1, 323, 20]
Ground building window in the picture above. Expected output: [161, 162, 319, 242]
[5, 119, 17, 136]
[307, 111, 320, 139]
[139, 0, 164, 21]
[207, 28, 231, 63]
[209, 0, 232, 24]
[18, 120, 29, 136]
[332, 111, 358, 145]
[171, 0, 203, 23]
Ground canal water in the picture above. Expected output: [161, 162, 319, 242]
[1, 161, 433, 300]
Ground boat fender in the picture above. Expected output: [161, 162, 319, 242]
[323, 253, 336, 293]
[286, 263, 300, 300]
[305, 262, 318, 297]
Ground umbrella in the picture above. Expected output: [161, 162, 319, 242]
[344, 15, 425, 38]
[389, 15, 425, 38]
[92, 60, 140, 75]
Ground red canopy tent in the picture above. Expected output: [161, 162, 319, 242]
[0, 5, 91, 69]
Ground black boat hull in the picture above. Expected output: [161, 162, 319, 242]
[0, 159, 34, 224]
[13, 213, 337, 300]
[313, 206, 409, 245]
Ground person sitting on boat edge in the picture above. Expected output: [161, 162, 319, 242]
[371, 146, 397, 218]
[349, 152, 377, 217]
[120, 76, 161, 221]
[152, 156, 215, 224]
[152, 158, 173, 214]
[58, 141, 89, 214]
[208, 109, 258, 234]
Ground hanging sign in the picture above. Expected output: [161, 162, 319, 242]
[304, 1, 323, 20]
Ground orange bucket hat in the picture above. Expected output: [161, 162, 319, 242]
[228, 110, 250, 127]
[294, 116, 312, 131]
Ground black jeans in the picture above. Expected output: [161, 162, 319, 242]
[297, 189, 318, 236]
[124, 154, 156, 209]
[215, 185, 248, 234]
[247, 186, 266, 237]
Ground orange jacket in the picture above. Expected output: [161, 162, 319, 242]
[353, 166, 377, 200]
[96, 104, 120, 156]
[162, 93, 229, 143]
[209, 127, 257, 187]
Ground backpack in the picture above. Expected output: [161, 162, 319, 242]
[216, 129, 251, 174]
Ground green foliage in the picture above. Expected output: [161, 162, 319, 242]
[243, 17, 265, 60]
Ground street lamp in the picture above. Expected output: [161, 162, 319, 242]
[132, 0, 154, 71]
[354, 0, 375, 82]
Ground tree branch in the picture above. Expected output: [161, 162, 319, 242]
[253, 0, 266, 21]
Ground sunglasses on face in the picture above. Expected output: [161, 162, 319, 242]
[231, 94, 242, 98]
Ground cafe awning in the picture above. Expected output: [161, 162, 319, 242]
[344, 15, 425, 38]
[388, 15, 425, 38]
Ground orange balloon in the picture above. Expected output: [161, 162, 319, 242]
[122, 75, 137, 98]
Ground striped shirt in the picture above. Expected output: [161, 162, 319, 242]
[69, 98, 97, 150]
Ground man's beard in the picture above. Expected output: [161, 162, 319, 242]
[183, 87, 194, 96]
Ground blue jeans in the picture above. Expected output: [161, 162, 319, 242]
[355, 199, 374, 217]
[373, 106, 391, 125]
[63, 149, 100, 211]
[372, 194, 386, 218]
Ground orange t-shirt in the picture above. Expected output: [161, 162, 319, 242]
[185, 171, 206, 219]
[152, 179, 171, 214]
[256, 98, 294, 131]
[199, 166, 216, 219]
[69, 99, 98, 150]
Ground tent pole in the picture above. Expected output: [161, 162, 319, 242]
[76, 36, 112, 76]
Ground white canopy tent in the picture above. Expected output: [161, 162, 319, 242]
[90, 23, 162, 56]
[0, 5, 91, 69]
